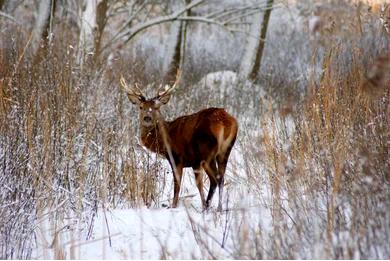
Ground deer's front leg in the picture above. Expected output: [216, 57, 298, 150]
[172, 163, 183, 208]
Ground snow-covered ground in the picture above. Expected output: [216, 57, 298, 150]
[33, 205, 272, 259]
[30, 69, 295, 259]
[3, 1, 389, 258]
[31, 141, 274, 259]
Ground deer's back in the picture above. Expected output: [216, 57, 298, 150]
[167, 108, 238, 167]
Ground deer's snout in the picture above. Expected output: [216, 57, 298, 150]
[143, 116, 152, 123]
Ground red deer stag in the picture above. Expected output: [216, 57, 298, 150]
[120, 73, 238, 211]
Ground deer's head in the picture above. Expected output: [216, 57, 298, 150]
[119, 72, 181, 128]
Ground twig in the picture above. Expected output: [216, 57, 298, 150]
[102, 205, 113, 247]
[122, 0, 205, 44]
[67, 233, 121, 248]
[0, 11, 20, 25]
[8, 32, 33, 89]
[280, 206, 297, 226]
[99, 1, 148, 54]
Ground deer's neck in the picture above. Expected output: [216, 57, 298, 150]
[140, 121, 170, 155]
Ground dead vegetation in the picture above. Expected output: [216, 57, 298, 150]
[0, 0, 389, 259]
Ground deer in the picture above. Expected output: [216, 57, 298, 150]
[119, 72, 238, 211]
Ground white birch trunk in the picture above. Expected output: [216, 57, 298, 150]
[31, 0, 52, 54]
[238, 11, 263, 79]
[163, 2, 184, 76]
[163, 21, 181, 74]
[78, 0, 97, 63]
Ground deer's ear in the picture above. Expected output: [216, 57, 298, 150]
[120, 76, 145, 105]
[158, 93, 171, 104]
[127, 94, 144, 105]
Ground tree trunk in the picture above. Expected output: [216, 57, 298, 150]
[31, 0, 56, 60]
[0, 0, 5, 10]
[77, 0, 97, 64]
[77, 0, 109, 65]
[94, 0, 109, 63]
[239, 0, 274, 81]
[163, 0, 191, 85]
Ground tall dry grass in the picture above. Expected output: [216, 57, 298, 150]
[0, 25, 167, 259]
[248, 45, 390, 259]
[1, 0, 389, 259]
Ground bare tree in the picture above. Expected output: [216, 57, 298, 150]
[109, 0, 261, 48]
[31, 0, 56, 59]
[239, 0, 274, 81]
[77, 0, 98, 64]
[70, 0, 272, 69]
[76, 0, 110, 65]
[163, 0, 192, 85]
[94, 0, 109, 62]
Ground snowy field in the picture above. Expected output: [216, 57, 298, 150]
[29, 70, 290, 259]
[31, 143, 274, 259]
[1, 0, 390, 259]
[29, 111, 312, 260]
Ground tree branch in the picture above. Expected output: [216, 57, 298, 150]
[0, 11, 20, 25]
[99, 1, 148, 54]
[122, 0, 205, 44]
[98, 0, 279, 56]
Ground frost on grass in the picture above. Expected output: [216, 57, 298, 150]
[1, 0, 390, 259]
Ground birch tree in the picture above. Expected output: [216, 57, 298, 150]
[31, 0, 56, 58]
[77, 0, 97, 63]
[94, 0, 109, 62]
[239, 0, 274, 81]
[163, 0, 192, 85]
[72, 0, 271, 69]
[77, 0, 109, 64]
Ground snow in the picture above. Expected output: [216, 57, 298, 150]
[191, 70, 268, 108]
[33, 204, 272, 259]
[28, 93, 293, 258]
[31, 139, 275, 259]
[3, 1, 389, 259]
[27, 102, 280, 258]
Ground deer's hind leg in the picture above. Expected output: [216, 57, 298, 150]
[202, 159, 218, 209]
[216, 136, 236, 211]
[193, 166, 206, 209]
[216, 155, 227, 212]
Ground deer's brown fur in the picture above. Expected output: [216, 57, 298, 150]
[120, 75, 238, 211]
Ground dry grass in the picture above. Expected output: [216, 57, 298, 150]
[258, 49, 390, 258]
[1, 0, 389, 259]
[0, 25, 167, 259]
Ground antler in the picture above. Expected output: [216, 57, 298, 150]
[120, 75, 145, 104]
[157, 70, 182, 98]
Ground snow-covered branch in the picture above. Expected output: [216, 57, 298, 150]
[120, 0, 281, 44]
[122, 0, 205, 44]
